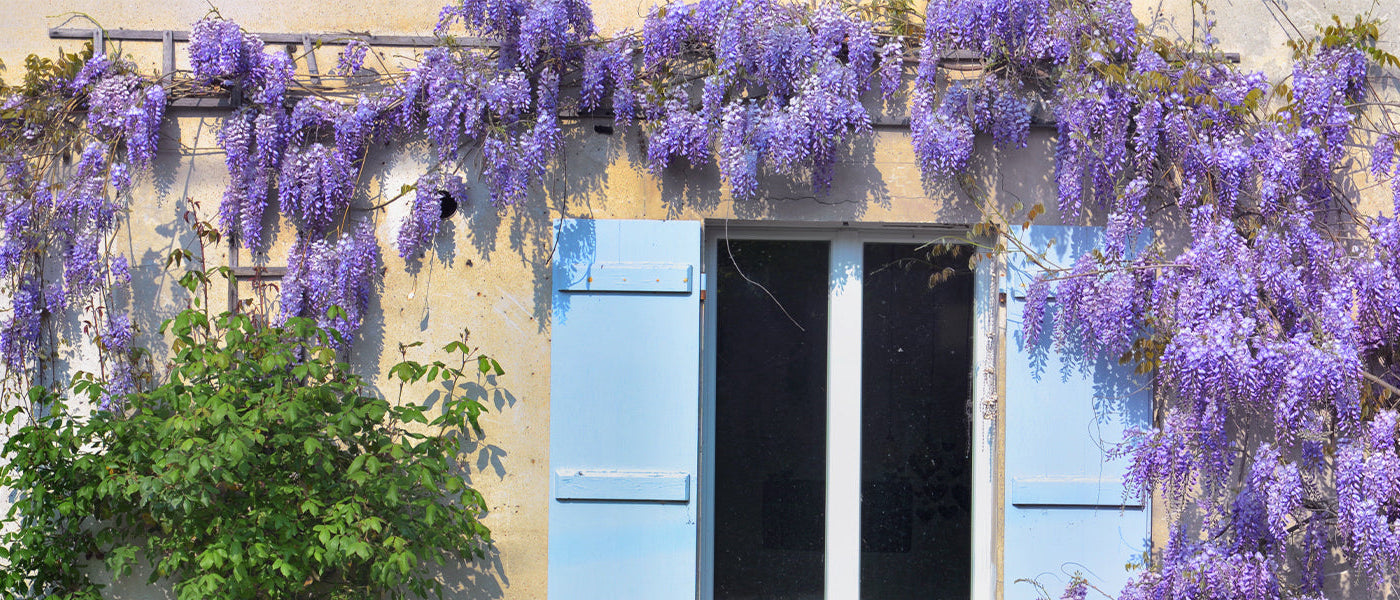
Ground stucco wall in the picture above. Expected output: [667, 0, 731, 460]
[1, 0, 1397, 598]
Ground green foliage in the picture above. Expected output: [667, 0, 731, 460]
[0, 388, 105, 600]
[848, 0, 924, 38]
[0, 307, 502, 599]
[0, 43, 93, 159]
[1288, 14, 1400, 67]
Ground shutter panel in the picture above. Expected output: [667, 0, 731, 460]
[549, 219, 702, 600]
[1003, 226, 1151, 599]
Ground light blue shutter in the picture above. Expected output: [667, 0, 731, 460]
[549, 219, 702, 600]
[1003, 226, 1151, 599]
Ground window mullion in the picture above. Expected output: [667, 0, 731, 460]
[826, 232, 863, 600]
[700, 235, 718, 600]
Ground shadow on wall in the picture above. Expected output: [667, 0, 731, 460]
[150, 115, 183, 209]
[341, 137, 424, 380]
[398, 216, 463, 338]
[438, 372, 518, 600]
[98, 555, 177, 600]
[548, 217, 596, 328]
[435, 545, 511, 600]
[126, 201, 207, 370]
[447, 135, 561, 335]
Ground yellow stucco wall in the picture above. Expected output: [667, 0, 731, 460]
[1, 1, 1398, 598]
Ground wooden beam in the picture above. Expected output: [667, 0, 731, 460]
[51, 27, 1241, 63]
[50, 27, 493, 49]
[162, 30, 175, 75]
[230, 266, 287, 278]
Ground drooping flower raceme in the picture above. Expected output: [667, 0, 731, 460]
[397, 172, 467, 259]
[333, 39, 372, 76]
[0, 50, 162, 391]
[620, 0, 877, 197]
[278, 222, 382, 346]
[192, 17, 297, 249]
[1000, 24, 1400, 600]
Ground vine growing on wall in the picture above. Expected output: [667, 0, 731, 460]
[2, 0, 1400, 598]
[0, 45, 163, 402]
[982, 11, 1400, 599]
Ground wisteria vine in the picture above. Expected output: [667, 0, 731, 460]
[990, 11, 1400, 600]
[2, 1, 1400, 598]
[0, 46, 163, 405]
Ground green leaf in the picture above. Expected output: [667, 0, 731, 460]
[347, 454, 366, 477]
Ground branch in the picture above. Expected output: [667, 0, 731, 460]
[1361, 370, 1400, 397]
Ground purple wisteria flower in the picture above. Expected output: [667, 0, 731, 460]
[278, 222, 382, 347]
[333, 39, 372, 76]
[397, 173, 467, 259]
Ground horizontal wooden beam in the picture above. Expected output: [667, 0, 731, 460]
[51, 27, 1240, 63]
[554, 469, 691, 502]
[557, 262, 694, 293]
[230, 266, 287, 278]
[50, 27, 492, 48]
[168, 96, 242, 109]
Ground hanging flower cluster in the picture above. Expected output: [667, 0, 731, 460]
[191, 18, 296, 251]
[911, 0, 1140, 188]
[278, 221, 381, 345]
[404, 0, 591, 204]
[998, 13, 1400, 597]
[910, 78, 1033, 179]
[397, 172, 466, 259]
[0, 47, 163, 399]
[599, 0, 891, 197]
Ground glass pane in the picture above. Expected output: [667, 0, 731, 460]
[715, 239, 830, 600]
[860, 243, 974, 599]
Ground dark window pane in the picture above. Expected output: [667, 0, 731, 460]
[715, 239, 830, 600]
[860, 243, 974, 600]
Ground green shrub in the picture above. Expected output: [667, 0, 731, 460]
[0, 307, 502, 600]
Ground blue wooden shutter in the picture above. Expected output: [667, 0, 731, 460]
[1003, 226, 1151, 599]
[549, 219, 702, 600]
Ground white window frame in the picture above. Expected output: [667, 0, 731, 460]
[698, 222, 1000, 600]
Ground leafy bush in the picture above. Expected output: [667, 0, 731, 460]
[0, 306, 502, 600]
